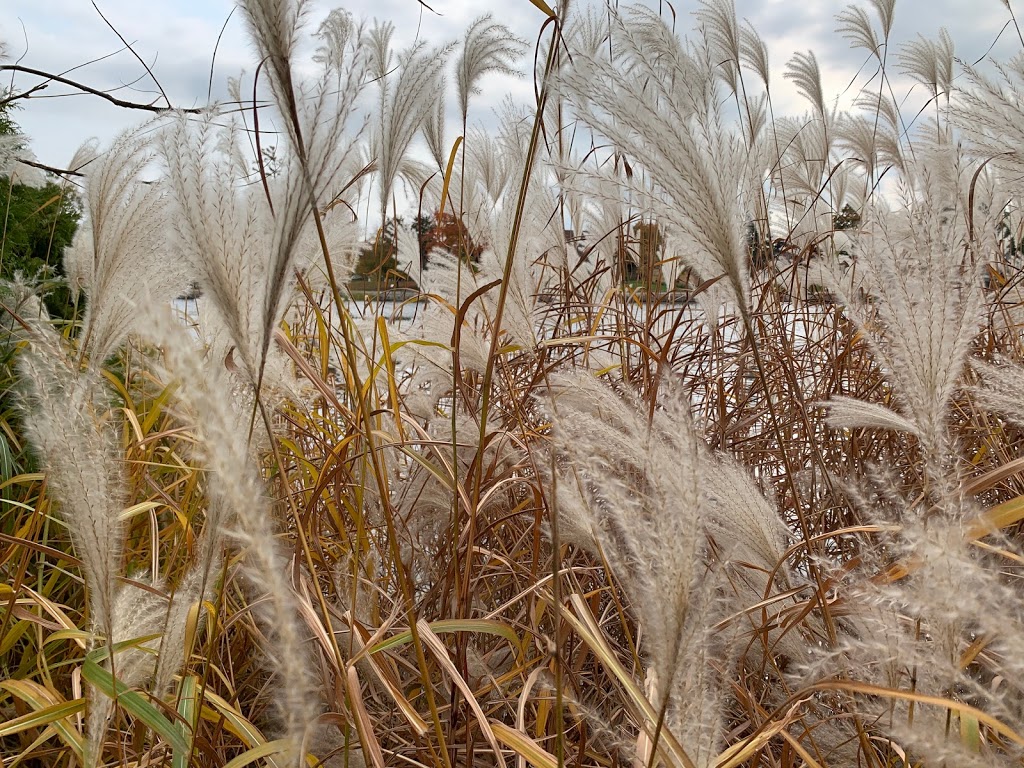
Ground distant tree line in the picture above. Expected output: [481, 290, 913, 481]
[0, 99, 80, 320]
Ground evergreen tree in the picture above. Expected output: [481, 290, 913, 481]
[0, 100, 80, 320]
[353, 217, 411, 290]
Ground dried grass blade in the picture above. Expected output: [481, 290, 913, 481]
[525, 0, 555, 17]
[966, 457, 1024, 495]
[490, 721, 557, 768]
[416, 618, 506, 764]
[221, 739, 295, 768]
[345, 619, 429, 737]
[967, 495, 1024, 538]
[0, 679, 85, 759]
[0, 698, 85, 740]
[200, 690, 268, 748]
[564, 594, 695, 768]
[809, 680, 1024, 746]
[346, 665, 387, 768]
[712, 701, 803, 768]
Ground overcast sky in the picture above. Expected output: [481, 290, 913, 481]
[1, 0, 1019, 169]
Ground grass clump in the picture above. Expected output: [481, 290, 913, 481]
[4, 1, 1024, 767]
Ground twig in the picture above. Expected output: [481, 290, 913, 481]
[16, 158, 85, 179]
[0, 64, 203, 114]
[90, 0, 172, 109]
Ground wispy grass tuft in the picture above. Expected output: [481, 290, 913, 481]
[8, 3, 1024, 768]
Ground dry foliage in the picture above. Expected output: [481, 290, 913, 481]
[3, 1, 1024, 767]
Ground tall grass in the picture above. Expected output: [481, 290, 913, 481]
[3, 1, 1024, 766]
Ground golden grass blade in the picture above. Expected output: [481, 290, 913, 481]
[563, 594, 695, 768]
[370, 618, 523, 658]
[712, 702, 803, 768]
[778, 729, 827, 768]
[438, 136, 463, 220]
[0, 698, 85, 739]
[0, 679, 85, 759]
[346, 665, 387, 768]
[201, 690, 269, 748]
[968, 494, 1024, 539]
[24, 587, 87, 647]
[117, 500, 162, 522]
[516, 665, 547, 768]
[807, 680, 1024, 746]
[221, 739, 295, 768]
[490, 721, 558, 768]
[0, 472, 44, 491]
[416, 618, 507, 764]
[525, 0, 556, 18]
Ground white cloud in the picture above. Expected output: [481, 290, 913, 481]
[4, 0, 1021, 172]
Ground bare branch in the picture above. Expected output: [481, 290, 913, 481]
[0, 64, 204, 113]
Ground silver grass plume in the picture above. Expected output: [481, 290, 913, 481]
[897, 28, 954, 101]
[824, 395, 921, 435]
[0, 131, 44, 187]
[467, 127, 510, 204]
[835, 112, 903, 181]
[810, 154, 1015, 763]
[784, 50, 828, 118]
[835, 4, 880, 58]
[17, 326, 112, 560]
[108, 568, 209, 695]
[163, 51, 363, 385]
[375, 41, 452, 219]
[770, 115, 846, 242]
[739, 20, 770, 87]
[16, 318, 125, 763]
[238, 0, 367, 397]
[771, 117, 831, 198]
[701, 454, 796, 644]
[313, 8, 357, 72]
[261, 80, 365, 367]
[63, 140, 102, 306]
[236, 0, 312, 151]
[556, 7, 754, 311]
[836, 0, 894, 59]
[365, 18, 394, 86]
[566, 9, 610, 61]
[550, 373, 730, 767]
[161, 115, 271, 382]
[69, 127, 185, 363]
[953, 57, 1024, 197]
[456, 14, 527, 123]
[144, 306, 316, 764]
[972, 360, 1024, 428]
[853, 90, 901, 133]
[695, 0, 742, 95]
[826, 196, 984, 462]
[421, 74, 448, 171]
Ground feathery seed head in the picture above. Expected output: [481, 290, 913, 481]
[314, 8, 358, 72]
[836, 5, 882, 57]
[739, 21, 770, 86]
[457, 15, 527, 121]
[898, 29, 955, 99]
[695, 0, 741, 93]
[549, 373, 735, 760]
[785, 51, 827, 117]
[72, 126, 185, 363]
